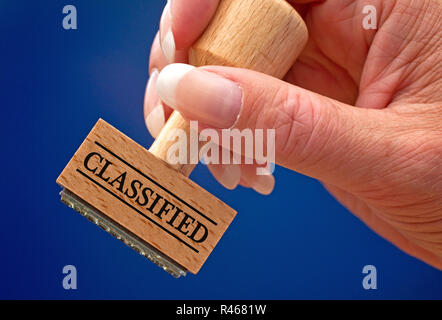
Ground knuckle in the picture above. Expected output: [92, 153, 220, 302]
[265, 86, 329, 168]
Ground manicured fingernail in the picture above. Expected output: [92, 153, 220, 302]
[252, 174, 275, 195]
[145, 104, 165, 138]
[208, 165, 241, 190]
[156, 63, 243, 128]
[144, 69, 165, 138]
[159, 2, 175, 63]
[156, 63, 195, 107]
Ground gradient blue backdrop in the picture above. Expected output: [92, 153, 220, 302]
[0, 0, 440, 299]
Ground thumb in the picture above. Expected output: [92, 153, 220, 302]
[156, 63, 388, 187]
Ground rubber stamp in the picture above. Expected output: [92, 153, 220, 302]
[57, 0, 308, 277]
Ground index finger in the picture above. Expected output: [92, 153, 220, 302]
[160, 0, 219, 62]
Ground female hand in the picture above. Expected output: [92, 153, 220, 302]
[144, 0, 442, 269]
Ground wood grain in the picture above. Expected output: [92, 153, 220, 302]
[57, 119, 237, 274]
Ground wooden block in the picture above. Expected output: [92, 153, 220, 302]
[57, 119, 237, 274]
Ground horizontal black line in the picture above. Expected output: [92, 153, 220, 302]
[94, 141, 217, 226]
[76, 169, 199, 253]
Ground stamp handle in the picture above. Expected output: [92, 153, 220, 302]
[149, 0, 308, 176]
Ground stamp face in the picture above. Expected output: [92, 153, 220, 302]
[57, 119, 237, 274]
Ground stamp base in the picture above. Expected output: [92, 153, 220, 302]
[60, 188, 187, 278]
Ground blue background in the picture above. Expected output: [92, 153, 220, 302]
[0, 0, 440, 299]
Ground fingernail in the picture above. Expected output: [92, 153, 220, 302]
[145, 104, 165, 138]
[220, 165, 241, 190]
[156, 63, 196, 107]
[156, 63, 243, 128]
[144, 69, 165, 138]
[208, 165, 241, 190]
[159, 2, 175, 63]
[252, 174, 275, 195]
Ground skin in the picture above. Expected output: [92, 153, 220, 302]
[146, 0, 442, 269]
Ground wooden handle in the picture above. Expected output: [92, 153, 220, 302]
[149, 0, 308, 176]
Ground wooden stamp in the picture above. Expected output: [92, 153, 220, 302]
[57, 0, 308, 277]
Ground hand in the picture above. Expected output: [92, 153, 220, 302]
[144, 0, 442, 269]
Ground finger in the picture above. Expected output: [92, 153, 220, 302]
[286, 0, 320, 16]
[239, 178, 251, 188]
[206, 163, 241, 190]
[149, 32, 169, 73]
[147, 0, 219, 136]
[155, 63, 393, 189]
[202, 142, 274, 194]
[206, 162, 275, 195]
[288, 0, 322, 3]
[144, 33, 174, 138]
[159, 0, 220, 63]
[240, 164, 275, 196]
[201, 141, 241, 190]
